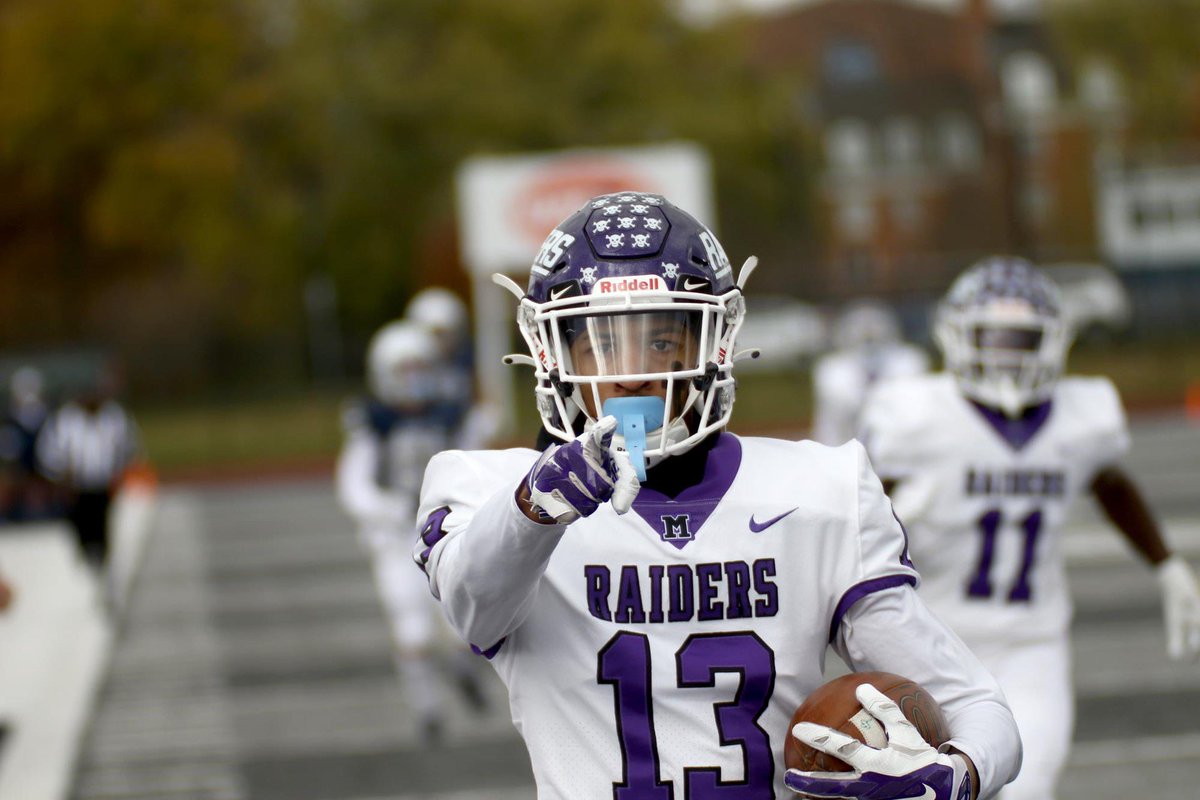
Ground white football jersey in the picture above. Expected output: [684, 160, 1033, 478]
[860, 373, 1129, 646]
[811, 343, 930, 446]
[416, 434, 1018, 799]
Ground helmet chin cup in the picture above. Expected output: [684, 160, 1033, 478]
[603, 397, 666, 481]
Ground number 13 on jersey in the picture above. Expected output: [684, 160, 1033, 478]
[600, 630, 777, 799]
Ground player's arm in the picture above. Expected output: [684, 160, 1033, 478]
[788, 444, 1020, 800]
[1091, 464, 1200, 660]
[415, 420, 637, 652]
[335, 431, 413, 523]
[820, 584, 1020, 800]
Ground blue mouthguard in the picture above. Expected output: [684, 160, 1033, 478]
[601, 396, 666, 481]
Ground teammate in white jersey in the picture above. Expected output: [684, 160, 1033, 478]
[415, 193, 1020, 800]
[337, 320, 485, 741]
[811, 300, 929, 446]
[859, 257, 1200, 800]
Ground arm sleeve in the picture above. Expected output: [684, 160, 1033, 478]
[335, 433, 412, 522]
[35, 415, 65, 482]
[414, 450, 566, 652]
[856, 387, 910, 484]
[833, 585, 1022, 799]
[1085, 378, 1130, 475]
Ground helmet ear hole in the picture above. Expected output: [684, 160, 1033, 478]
[548, 369, 574, 399]
[692, 363, 719, 392]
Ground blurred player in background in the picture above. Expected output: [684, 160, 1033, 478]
[415, 193, 1020, 800]
[859, 256, 1200, 800]
[0, 366, 55, 520]
[336, 318, 486, 742]
[811, 299, 929, 446]
[0, 567, 12, 612]
[35, 366, 141, 612]
[405, 286, 499, 450]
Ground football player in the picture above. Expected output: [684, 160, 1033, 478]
[858, 256, 1200, 800]
[415, 193, 1020, 799]
[811, 300, 929, 446]
[405, 286, 499, 450]
[336, 320, 485, 742]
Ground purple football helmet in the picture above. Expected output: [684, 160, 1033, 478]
[500, 191, 753, 467]
[935, 256, 1068, 417]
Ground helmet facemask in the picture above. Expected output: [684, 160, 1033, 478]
[517, 286, 744, 470]
[936, 296, 1067, 418]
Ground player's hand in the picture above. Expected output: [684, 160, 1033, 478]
[522, 416, 639, 524]
[1157, 554, 1200, 661]
[785, 684, 973, 800]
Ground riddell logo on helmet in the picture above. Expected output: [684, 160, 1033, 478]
[593, 275, 667, 294]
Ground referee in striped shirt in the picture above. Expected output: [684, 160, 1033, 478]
[36, 369, 140, 599]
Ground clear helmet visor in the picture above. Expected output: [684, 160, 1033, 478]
[556, 309, 708, 382]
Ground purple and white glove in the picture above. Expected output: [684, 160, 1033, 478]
[524, 415, 640, 524]
[785, 684, 973, 800]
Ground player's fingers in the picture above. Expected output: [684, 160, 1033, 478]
[609, 447, 641, 514]
[791, 722, 866, 764]
[856, 684, 929, 750]
[591, 415, 618, 450]
[784, 769, 863, 798]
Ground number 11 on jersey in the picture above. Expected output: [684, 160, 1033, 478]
[968, 508, 1043, 602]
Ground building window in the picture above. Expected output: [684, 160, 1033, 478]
[883, 117, 921, 167]
[826, 118, 872, 174]
[1080, 60, 1122, 114]
[1002, 51, 1057, 115]
[823, 39, 879, 86]
[892, 194, 922, 233]
[937, 113, 980, 170]
[836, 194, 875, 242]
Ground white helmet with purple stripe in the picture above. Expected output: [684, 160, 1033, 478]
[935, 256, 1069, 417]
[495, 192, 758, 474]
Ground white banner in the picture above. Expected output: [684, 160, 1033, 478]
[456, 142, 714, 275]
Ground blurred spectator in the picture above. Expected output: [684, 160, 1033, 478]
[405, 287, 499, 449]
[336, 319, 486, 741]
[0, 366, 56, 521]
[810, 299, 929, 445]
[36, 367, 141, 608]
[0, 568, 12, 613]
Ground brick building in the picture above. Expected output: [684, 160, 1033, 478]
[753, 0, 1117, 301]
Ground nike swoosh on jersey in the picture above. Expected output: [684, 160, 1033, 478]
[920, 784, 938, 800]
[748, 507, 798, 532]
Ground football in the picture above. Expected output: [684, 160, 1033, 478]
[784, 671, 950, 772]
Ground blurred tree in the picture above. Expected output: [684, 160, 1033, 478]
[0, 0, 810, 397]
[1049, 0, 1200, 144]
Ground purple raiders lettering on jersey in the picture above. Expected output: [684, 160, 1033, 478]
[584, 559, 779, 624]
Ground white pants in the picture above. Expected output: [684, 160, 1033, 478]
[362, 525, 439, 652]
[969, 635, 1073, 800]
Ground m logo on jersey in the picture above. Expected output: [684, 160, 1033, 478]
[661, 514, 692, 542]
